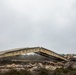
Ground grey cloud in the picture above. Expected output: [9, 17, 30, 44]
[0, 0, 76, 54]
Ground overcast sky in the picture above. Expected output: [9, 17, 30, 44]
[0, 0, 76, 54]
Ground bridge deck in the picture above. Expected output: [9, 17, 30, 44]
[0, 47, 68, 61]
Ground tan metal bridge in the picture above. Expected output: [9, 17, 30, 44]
[0, 47, 68, 61]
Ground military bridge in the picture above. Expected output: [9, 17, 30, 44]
[0, 47, 68, 61]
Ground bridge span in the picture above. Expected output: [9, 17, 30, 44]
[0, 47, 68, 61]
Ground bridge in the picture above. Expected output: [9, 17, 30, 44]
[0, 47, 68, 61]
